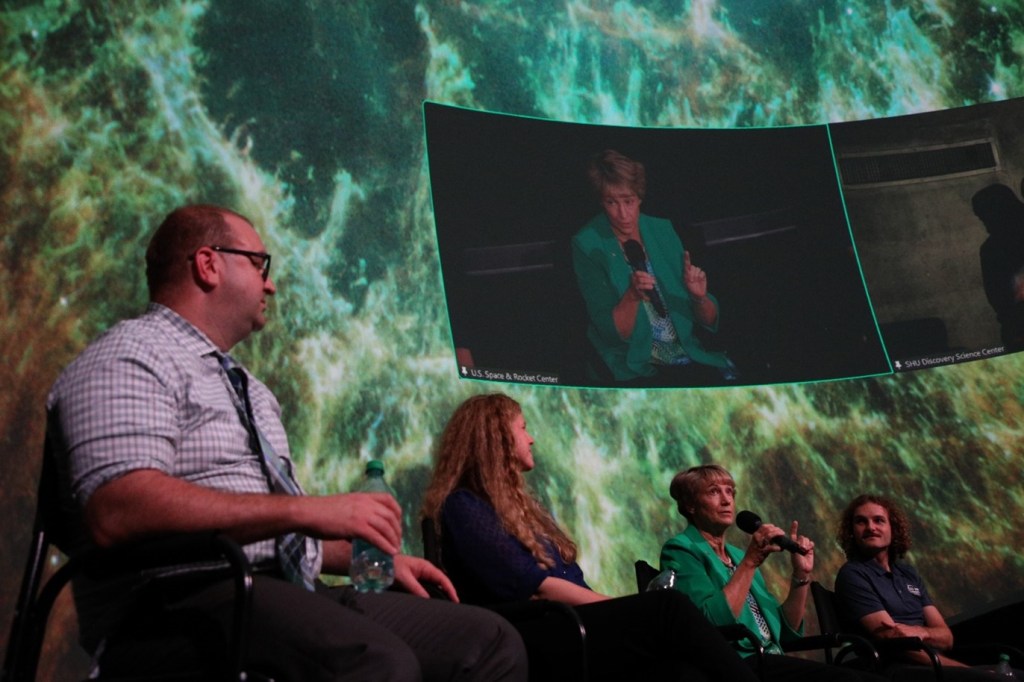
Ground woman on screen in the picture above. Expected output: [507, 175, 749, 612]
[571, 149, 736, 385]
[421, 393, 758, 682]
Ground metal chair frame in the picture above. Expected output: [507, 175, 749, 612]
[3, 442, 262, 682]
[633, 559, 881, 682]
[421, 517, 589, 682]
[811, 580, 938, 680]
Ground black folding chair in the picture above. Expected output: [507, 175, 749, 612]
[813, 580, 939, 679]
[634, 559, 770, 680]
[818, 579, 1024, 679]
[634, 559, 882, 682]
[3, 440, 265, 682]
[422, 517, 589, 682]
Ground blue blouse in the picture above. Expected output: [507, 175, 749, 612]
[440, 488, 589, 604]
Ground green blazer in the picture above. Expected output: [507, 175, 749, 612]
[570, 213, 730, 381]
[660, 524, 804, 658]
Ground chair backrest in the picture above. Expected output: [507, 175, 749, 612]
[811, 582, 842, 629]
[3, 440, 261, 682]
[38, 433, 75, 555]
[419, 517, 452, 602]
[635, 558, 771, 680]
[421, 517, 443, 570]
[420, 516, 589, 681]
[634, 559, 659, 593]
[810, 581, 841, 664]
[4, 437, 63, 682]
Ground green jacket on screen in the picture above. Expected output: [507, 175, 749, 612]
[571, 213, 730, 381]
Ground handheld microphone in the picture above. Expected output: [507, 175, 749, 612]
[622, 239, 668, 317]
[736, 510, 809, 555]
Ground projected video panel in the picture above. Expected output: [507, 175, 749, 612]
[832, 96, 1024, 372]
[425, 102, 890, 388]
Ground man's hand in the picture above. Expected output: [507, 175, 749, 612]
[871, 620, 929, 641]
[393, 554, 459, 601]
[305, 492, 403, 556]
[880, 618, 937, 638]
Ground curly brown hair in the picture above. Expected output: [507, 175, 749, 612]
[421, 393, 577, 569]
[836, 494, 912, 561]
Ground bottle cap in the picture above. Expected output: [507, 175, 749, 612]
[366, 459, 385, 474]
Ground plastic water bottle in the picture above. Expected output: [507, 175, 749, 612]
[646, 568, 678, 591]
[995, 654, 1018, 678]
[349, 460, 396, 593]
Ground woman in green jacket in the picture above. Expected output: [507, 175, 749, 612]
[571, 149, 735, 385]
[661, 464, 882, 682]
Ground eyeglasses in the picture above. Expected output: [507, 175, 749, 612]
[208, 245, 272, 281]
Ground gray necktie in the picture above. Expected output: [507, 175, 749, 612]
[219, 354, 316, 590]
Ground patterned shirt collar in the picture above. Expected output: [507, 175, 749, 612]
[145, 302, 225, 361]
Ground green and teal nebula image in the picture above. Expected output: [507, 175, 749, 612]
[3, 1, 1024, 676]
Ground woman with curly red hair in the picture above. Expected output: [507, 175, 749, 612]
[422, 393, 757, 682]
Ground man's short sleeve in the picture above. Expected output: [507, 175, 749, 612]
[48, 334, 180, 507]
[834, 562, 887, 626]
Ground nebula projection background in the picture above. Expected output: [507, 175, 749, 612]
[3, 1, 1024, 676]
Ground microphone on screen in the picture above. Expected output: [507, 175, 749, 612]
[736, 510, 809, 555]
[622, 239, 668, 317]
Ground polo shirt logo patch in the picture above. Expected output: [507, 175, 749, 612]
[907, 584, 921, 596]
